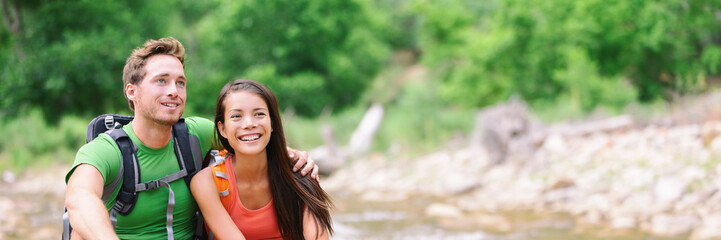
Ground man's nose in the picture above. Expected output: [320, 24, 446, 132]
[167, 81, 179, 96]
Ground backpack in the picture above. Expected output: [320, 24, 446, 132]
[62, 114, 206, 240]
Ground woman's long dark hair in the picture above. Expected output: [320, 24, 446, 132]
[214, 79, 333, 239]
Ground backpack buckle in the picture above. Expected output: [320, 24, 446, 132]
[144, 180, 161, 190]
[104, 115, 115, 130]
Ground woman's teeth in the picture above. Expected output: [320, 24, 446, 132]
[240, 134, 260, 141]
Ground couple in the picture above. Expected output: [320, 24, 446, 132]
[64, 37, 333, 239]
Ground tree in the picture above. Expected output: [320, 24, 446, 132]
[192, 0, 391, 117]
[414, 0, 721, 111]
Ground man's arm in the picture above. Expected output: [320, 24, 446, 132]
[65, 164, 119, 240]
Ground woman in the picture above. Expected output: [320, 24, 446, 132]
[190, 79, 333, 239]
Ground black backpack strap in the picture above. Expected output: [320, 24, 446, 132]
[171, 118, 200, 188]
[171, 118, 208, 240]
[106, 128, 140, 216]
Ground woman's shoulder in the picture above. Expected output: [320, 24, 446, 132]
[191, 167, 214, 186]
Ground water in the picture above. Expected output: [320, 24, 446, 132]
[329, 191, 688, 240]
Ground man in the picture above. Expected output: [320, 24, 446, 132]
[65, 37, 318, 239]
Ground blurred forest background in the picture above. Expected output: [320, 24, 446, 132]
[1, 0, 720, 172]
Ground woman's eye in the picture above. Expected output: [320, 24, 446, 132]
[230, 114, 240, 118]
[256, 112, 266, 117]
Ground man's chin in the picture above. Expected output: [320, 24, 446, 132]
[155, 114, 183, 126]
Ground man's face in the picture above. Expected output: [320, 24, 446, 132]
[126, 54, 187, 126]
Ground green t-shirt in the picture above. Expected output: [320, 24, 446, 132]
[66, 116, 215, 240]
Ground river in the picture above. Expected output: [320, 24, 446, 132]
[328, 190, 688, 240]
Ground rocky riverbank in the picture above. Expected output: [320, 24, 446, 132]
[323, 93, 721, 239]
[0, 165, 67, 239]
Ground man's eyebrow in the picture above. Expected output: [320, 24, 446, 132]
[151, 73, 186, 79]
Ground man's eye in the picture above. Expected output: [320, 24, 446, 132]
[158, 79, 166, 84]
[177, 81, 185, 87]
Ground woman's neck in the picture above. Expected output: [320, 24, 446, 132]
[232, 152, 269, 184]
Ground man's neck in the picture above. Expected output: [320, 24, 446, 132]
[130, 116, 173, 149]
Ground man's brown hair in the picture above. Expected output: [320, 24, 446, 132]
[122, 37, 186, 110]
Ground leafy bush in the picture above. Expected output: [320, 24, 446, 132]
[0, 109, 86, 172]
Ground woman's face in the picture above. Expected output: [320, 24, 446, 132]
[217, 90, 273, 158]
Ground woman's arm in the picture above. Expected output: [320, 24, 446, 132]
[302, 206, 329, 240]
[190, 168, 246, 240]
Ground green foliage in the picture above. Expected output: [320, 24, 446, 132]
[192, 0, 391, 117]
[552, 47, 636, 112]
[282, 84, 475, 157]
[414, 0, 721, 111]
[0, 109, 86, 172]
[0, 0, 193, 121]
[376, 80, 474, 154]
[2, 0, 389, 120]
[2, 0, 721, 172]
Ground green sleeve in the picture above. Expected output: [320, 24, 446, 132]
[185, 116, 216, 155]
[65, 134, 122, 185]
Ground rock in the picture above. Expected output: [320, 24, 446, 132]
[541, 133, 566, 154]
[648, 214, 700, 236]
[610, 215, 637, 229]
[549, 178, 575, 191]
[616, 193, 655, 218]
[469, 97, 530, 164]
[578, 209, 604, 225]
[654, 176, 687, 202]
[702, 121, 721, 147]
[472, 213, 513, 232]
[587, 193, 614, 213]
[2, 171, 15, 183]
[691, 215, 721, 240]
[425, 203, 462, 218]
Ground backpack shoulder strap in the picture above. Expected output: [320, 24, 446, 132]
[64, 115, 137, 239]
[106, 128, 140, 216]
[209, 150, 232, 208]
[171, 118, 202, 188]
[172, 119, 208, 240]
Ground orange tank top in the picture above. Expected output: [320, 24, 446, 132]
[210, 154, 282, 240]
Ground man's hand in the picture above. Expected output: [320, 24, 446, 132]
[288, 147, 320, 180]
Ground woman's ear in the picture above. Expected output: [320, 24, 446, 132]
[217, 121, 228, 139]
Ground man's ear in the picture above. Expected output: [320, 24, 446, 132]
[126, 83, 137, 101]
